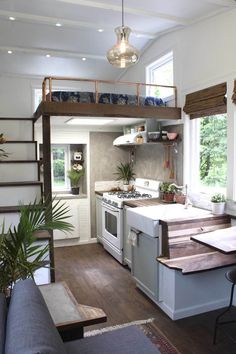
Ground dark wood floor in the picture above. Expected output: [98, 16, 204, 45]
[55, 243, 236, 354]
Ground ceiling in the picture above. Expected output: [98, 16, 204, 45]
[0, 0, 236, 80]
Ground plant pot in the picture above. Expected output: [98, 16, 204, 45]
[71, 187, 80, 195]
[163, 193, 175, 202]
[123, 184, 129, 192]
[211, 202, 225, 215]
[174, 194, 186, 205]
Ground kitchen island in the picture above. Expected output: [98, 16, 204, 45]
[127, 204, 236, 320]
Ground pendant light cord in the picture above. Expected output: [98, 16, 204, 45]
[122, 0, 124, 27]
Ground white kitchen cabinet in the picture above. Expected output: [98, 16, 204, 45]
[131, 232, 159, 303]
[96, 195, 103, 244]
[53, 197, 90, 243]
[123, 206, 132, 268]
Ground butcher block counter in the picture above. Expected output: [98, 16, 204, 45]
[123, 198, 163, 208]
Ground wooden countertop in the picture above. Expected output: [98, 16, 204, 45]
[123, 198, 164, 208]
[191, 226, 236, 254]
[158, 252, 236, 274]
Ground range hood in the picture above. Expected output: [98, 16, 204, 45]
[113, 131, 147, 146]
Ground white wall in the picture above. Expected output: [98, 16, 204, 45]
[121, 9, 236, 202]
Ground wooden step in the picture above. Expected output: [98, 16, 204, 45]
[0, 181, 42, 187]
[0, 161, 40, 182]
[0, 119, 34, 141]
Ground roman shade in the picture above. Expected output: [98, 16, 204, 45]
[183, 82, 227, 119]
[232, 80, 236, 104]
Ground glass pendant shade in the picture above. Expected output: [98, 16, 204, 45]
[107, 26, 139, 68]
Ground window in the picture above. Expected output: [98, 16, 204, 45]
[190, 114, 227, 194]
[146, 51, 174, 99]
[34, 89, 42, 111]
[51, 145, 70, 192]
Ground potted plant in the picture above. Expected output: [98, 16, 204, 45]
[67, 163, 84, 195]
[159, 182, 176, 202]
[114, 162, 135, 191]
[174, 189, 186, 205]
[0, 198, 73, 297]
[211, 193, 226, 215]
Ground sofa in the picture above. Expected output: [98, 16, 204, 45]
[0, 279, 160, 354]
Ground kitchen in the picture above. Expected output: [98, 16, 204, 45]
[1, 1, 236, 352]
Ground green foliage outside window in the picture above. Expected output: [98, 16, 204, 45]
[200, 114, 227, 188]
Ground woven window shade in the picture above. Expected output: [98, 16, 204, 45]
[183, 83, 227, 119]
[232, 80, 236, 103]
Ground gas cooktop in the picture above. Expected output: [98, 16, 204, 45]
[102, 179, 160, 208]
[108, 191, 152, 199]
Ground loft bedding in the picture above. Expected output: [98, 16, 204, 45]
[50, 91, 166, 107]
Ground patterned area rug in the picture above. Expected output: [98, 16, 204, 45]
[85, 319, 180, 354]
[138, 321, 181, 354]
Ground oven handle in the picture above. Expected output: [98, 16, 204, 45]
[102, 202, 120, 213]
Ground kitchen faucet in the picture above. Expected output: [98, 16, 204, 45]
[169, 183, 192, 209]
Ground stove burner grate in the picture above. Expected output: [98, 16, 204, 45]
[108, 191, 153, 199]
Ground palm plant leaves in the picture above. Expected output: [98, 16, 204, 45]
[0, 197, 74, 294]
[114, 162, 135, 184]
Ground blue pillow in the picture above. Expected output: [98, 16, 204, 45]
[5, 279, 66, 354]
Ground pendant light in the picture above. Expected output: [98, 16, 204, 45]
[107, 0, 139, 68]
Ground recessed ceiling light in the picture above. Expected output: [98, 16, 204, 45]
[97, 29, 104, 32]
[82, 57, 86, 61]
[46, 54, 51, 58]
[9, 16, 16, 21]
[7, 50, 13, 54]
[66, 118, 114, 125]
[55, 23, 62, 27]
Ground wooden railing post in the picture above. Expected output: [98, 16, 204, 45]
[42, 114, 55, 282]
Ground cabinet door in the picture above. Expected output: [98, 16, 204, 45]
[123, 206, 132, 268]
[132, 233, 159, 302]
[96, 195, 103, 243]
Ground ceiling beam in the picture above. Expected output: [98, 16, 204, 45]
[48, 0, 189, 25]
[0, 10, 156, 39]
[0, 45, 106, 60]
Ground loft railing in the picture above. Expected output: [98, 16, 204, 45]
[42, 76, 178, 107]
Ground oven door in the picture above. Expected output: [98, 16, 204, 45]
[102, 202, 123, 250]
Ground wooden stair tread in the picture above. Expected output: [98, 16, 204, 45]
[157, 252, 236, 274]
[0, 181, 42, 187]
[0, 206, 23, 213]
[0, 118, 33, 121]
[0, 204, 46, 213]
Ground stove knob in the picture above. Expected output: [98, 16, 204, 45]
[108, 200, 111, 204]
[114, 202, 118, 207]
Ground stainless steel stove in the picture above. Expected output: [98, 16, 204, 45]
[101, 178, 160, 263]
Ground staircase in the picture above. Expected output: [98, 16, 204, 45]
[0, 117, 52, 284]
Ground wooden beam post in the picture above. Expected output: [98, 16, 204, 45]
[42, 114, 55, 282]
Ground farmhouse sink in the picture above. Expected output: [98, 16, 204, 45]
[127, 204, 212, 237]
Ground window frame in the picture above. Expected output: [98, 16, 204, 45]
[186, 114, 227, 198]
[145, 51, 174, 100]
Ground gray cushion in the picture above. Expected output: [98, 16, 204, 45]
[5, 279, 66, 354]
[0, 294, 7, 354]
[65, 326, 160, 354]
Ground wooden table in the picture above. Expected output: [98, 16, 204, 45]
[191, 226, 236, 254]
[39, 281, 107, 341]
